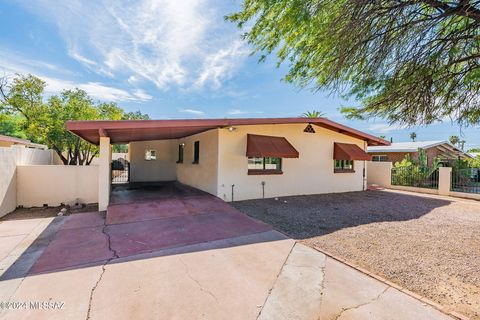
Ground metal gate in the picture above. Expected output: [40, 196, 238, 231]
[111, 159, 129, 183]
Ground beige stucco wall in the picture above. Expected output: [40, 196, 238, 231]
[217, 124, 368, 201]
[0, 147, 58, 217]
[129, 140, 177, 182]
[367, 161, 392, 187]
[176, 129, 219, 196]
[17, 165, 99, 207]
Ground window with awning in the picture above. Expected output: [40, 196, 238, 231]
[246, 134, 299, 158]
[333, 143, 371, 161]
[246, 134, 298, 175]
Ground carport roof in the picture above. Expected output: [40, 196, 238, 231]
[66, 117, 390, 146]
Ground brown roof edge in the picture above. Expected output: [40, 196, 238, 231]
[66, 117, 390, 146]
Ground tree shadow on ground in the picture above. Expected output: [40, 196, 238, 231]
[231, 190, 452, 240]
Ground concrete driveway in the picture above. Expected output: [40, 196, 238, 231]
[0, 185, 453, 320]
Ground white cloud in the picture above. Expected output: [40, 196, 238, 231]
[194, 40, 248, 89]
[178, 108, 205, 116]
[368, 123, 408, 133]
[43, 77, 152, 102]
[23, 0, 248, 90]
[227, 109, 248, 115]
[0, 52, 152, 102]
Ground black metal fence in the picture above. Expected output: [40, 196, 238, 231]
[391, 167, 439, 189]
[111, 159, 129, 183]
[451, 168, 480, 194]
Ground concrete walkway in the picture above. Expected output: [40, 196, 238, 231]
[0, 195, 454, 319]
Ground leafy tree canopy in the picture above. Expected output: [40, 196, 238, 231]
[0, 74, 149, 165]
[228, 0, 480, 126]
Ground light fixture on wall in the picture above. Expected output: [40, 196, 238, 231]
[226, 126, 237, 132]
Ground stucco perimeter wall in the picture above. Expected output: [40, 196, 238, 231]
[217, 124, 367, 201]
[176, 129, 219, 196]
[17, 165, 98, 207]
[129, 140, 177, 182]
[0, 147, 60, 217]
[367, 161, 392, 187]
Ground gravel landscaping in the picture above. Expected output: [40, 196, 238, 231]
[0, 204, 98, 221]
[232, 190, 480, 319]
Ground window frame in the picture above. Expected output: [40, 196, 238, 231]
[248, 157, 283, 175]
[372, 155, 388, 162]
[192, 141, 200, 164]
[177, 144, 184, 164]
[334, 159, 354, 173]
[145, 149, 157, 161]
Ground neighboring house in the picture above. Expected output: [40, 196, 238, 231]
[0, 134, 47, 149]
[368, 140, 470, 166]
[67, 117, 389, 210]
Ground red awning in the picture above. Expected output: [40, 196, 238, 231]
[246, 134, 299, 158]
[334, 143, 371, 161]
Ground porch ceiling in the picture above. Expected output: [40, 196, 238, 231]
[65, 117, 390, 146]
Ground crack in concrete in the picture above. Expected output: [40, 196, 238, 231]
[317, 256, 328, 320]
[256, 241, 297, 320]
[85, 223, 118, 320]
[332, 286, 390, 320]
[178, 257, 219, 304]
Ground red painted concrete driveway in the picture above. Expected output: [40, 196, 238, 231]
[29, 189, 272, 275]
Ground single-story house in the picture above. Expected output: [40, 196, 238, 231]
[0, 134, 47, 149]
[66, 118, 389, 210]
[368, 140, 471, 166]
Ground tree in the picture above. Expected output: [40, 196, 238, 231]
[410, 132, 417, 142]
[379, 135, 386, 140]
[301, 110, 324, 118]
[0, 74, 150, 165]
[468, 148, 480, 153]
[0, 114, 27, 139]
[449, 135, 460, 146]
[228, 1, 480, 126]
[459, 140, 466, 150]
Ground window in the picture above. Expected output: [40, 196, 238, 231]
[248, 157, 282, 175]
[177, 144, 184, 163]
[372, 155, 388, 162]
[193, 141, 200, 164]
[145, 149, 156, 161]
[334, 159, 354, 173]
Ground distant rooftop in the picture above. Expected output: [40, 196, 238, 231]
[0, 134, 47, 149]
[368, 140, 448, 153]
[368, 140, 471, 159]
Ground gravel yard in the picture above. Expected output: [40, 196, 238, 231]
[232, 190, 480, 319]
[0, 204, 98, 221]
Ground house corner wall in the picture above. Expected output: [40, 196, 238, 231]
[176, 129, 219, 196]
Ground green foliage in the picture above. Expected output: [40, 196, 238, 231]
[467, 155, 480, 168]
[449, 135, 460, 146]
[0, 74, 150, 165]
[468, 148, 480, 153]
[409, 132, 417, 142]
[228, 1, 480, 126]
[392, 148, 441, 188]
[0, 114, 27, 139]
[301, 110, 324, 118]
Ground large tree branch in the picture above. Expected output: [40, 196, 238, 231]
[420, 0, 480, 23]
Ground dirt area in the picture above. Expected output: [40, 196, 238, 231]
[232, 190, 480, 319]
[0, 204, 99, 221]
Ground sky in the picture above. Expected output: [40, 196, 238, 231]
[0, 0, 479, 150]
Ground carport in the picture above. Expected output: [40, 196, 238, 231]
[66, 117, 387, 210]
